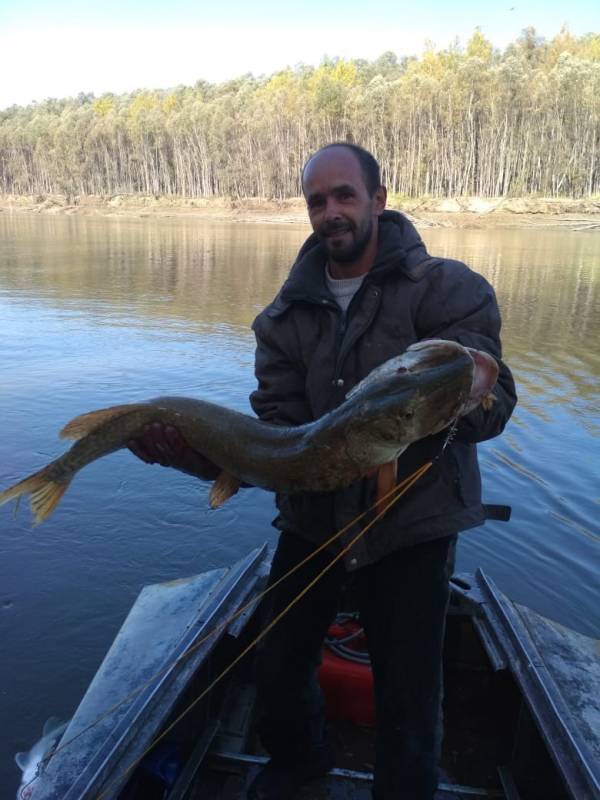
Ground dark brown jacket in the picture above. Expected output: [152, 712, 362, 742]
[250, 211, 517, 571]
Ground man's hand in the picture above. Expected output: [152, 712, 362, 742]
[127, 423, 220, 480]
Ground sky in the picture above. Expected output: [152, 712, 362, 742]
[0, 0, 598, 110]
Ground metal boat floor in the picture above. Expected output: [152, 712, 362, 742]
[200, 768, 374, 800]
[199, 753, 499, 800]
[198, 768, 477, 800]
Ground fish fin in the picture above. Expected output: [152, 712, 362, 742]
[15, 752, 27, 770]
[0, 466, 71, 525]
[480, 392, 496, 411]
[209, 471, 242, 509]
[375, 461, 398, 506]
[60, 404, 145, 440]
[42, 717, 64, 737]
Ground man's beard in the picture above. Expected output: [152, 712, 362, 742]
[319, 218, 373, 263]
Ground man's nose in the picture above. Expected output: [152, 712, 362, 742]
[323, 197, 342, 220]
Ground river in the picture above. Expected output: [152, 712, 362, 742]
[0, 214, 598, 797]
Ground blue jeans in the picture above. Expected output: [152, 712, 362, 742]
[254, 531, 456, 800]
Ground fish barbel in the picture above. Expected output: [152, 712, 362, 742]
[0, 340, 498, 524]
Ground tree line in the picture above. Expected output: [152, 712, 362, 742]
[1, 27, 599, 199]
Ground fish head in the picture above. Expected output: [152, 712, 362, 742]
[346, 340, 498, 451]
[398, 339, 499, 432]
[15, 719, 68, 800]
[462, 345, 500, 413]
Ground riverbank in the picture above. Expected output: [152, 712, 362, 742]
[1, 193, 599, 230]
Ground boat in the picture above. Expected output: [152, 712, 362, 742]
[21, 544, 600, 800]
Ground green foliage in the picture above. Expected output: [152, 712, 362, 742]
[466, 29, 493, 63]
[0, 29, 598, 199]
[92, 95, 115, 117]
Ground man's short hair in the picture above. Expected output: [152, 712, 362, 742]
[303, 143, 382, 196]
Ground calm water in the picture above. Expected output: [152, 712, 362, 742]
[0, 214, 599, 796]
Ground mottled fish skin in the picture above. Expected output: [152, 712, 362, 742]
[0, 340, 498, 523]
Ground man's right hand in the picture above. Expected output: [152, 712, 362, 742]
[127, 423, 220, 481]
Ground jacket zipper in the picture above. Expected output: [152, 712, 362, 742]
[333, 283, 381, 381]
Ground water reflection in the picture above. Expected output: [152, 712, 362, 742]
[2, 216, 598, 385]
[0, 215, 303, 331]
[422, 228, 600, 409]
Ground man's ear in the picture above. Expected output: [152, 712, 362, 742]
[374, 185, 387, 215]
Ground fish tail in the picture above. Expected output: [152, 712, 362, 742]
[0, 466, 71, 525]
[60, 404, 146, 440]
[209, 471, 242, 508]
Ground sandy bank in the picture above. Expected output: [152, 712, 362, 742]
[1, 193, 599, 231]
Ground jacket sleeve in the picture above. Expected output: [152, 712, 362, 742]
[249, 311, 311, 426]
[415, 261, 517, 443]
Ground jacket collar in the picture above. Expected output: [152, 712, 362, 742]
[273, 210, 437, 313]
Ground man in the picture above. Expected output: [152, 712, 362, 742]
[129, 143, 517, 800]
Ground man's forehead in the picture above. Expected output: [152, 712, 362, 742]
[303, 147, 364, 188]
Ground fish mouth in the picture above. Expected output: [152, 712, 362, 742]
[346, 339, 499, 433]
[464, 347, 499, 405]
[399, 339, 498, 406]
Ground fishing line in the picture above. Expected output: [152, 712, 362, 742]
[29, 462, 430, 790]
[94, 462, 432, 800]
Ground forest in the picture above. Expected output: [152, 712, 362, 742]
[0, 28, 599, 200]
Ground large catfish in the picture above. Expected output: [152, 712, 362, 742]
[0, 340, 497, 524]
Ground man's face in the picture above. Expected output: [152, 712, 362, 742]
[302, 147, 385, 264]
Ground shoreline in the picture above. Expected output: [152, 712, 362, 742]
[1, 194, 599, 231]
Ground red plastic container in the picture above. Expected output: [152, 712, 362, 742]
[318, 619, 375, 728]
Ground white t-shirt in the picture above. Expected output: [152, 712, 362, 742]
[325, 264, 366, 314]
